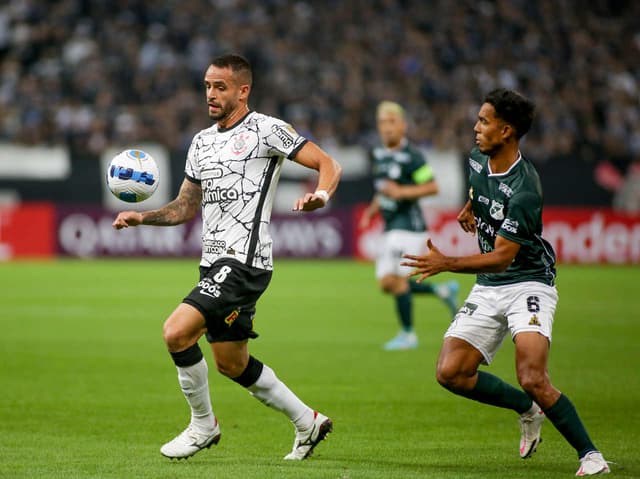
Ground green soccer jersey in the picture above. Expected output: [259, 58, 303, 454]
[467, 147, 556, 286]
[370, 140, 434, 232]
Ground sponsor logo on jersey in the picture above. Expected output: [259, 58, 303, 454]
[201, 168, 223, 180]
[475, 216, 496, 237]
[394, 152, 411, 163]
[204, 240, 227, 255]
[490, 200, 504, 220]
[529, 314, 541, 326]
[197, 279, 222, 299]
[478, 235, 494, 253]
[469, 158, 482, 173]
[499, 182, 513, 198]
[502, 218, 519, 234]
[202, 183, 239, 204]
[224, 309, 239, 326]
[478, 195, 490, 205]
[271, 124, 294, 148]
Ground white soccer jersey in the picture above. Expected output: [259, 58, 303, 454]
[185, 111, 307, 270]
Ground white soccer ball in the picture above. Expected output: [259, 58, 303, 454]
[106, 149, 159, 202]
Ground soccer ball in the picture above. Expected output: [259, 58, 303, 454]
[107, 149, 159, 202]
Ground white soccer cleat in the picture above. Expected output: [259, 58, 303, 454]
[160, 420, 221, 460]
[576, 451, 610, 476]
[519, 403, 545, 458]
[383, 331, 418, 351]
[283, 411, 333, 460]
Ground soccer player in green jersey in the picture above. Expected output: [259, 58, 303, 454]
[402, 89, 609, 475]
[360, 101, 459, 351]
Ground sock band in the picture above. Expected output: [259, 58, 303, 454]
[170, 343, 204, 367]
[232, 355, 264, 388]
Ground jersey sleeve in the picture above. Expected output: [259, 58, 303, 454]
[408, 150, 433, 184]
[260, 117, 308, 160]
[498, 191, 541, 246]
[184, 133, 202, 183]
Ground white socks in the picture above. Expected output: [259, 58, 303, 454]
[176, 357, 216, 432]
[248, 364, 314, 431]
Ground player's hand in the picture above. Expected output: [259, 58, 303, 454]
[401, 238, 446, 282]
[379, 180, 403, 200]
[358, 214, 371, 229]
[292, 192, 327, 212]
[112, 211, 143, 229]
[457, 203, 476, 234]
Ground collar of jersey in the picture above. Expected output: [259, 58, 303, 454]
[217, 110, 253, 133]
[487, 151, 522, 177]
[381, 137, 408, 153]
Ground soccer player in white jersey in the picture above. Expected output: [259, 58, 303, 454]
[113, 54, 341, 461]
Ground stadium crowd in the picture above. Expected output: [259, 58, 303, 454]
[1, 0, 639, 192]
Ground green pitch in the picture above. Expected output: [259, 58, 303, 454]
[1, 260, 638, 478]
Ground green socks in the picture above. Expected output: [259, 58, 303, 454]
[409, 280, 436, 294]
[394, 291, 413, 332]
[543, 394, 597, 458]
[462, 371, 533, 414]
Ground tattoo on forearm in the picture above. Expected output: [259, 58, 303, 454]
[143, 181, 201, 226]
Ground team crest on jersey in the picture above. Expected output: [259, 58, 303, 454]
[490, 200, 504, 220]
[231, 134, 251, 155]
[388, 164, 401, 180]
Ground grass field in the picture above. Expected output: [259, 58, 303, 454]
[1, 259, 639, 478]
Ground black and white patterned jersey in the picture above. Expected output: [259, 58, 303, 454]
[185, 111, 307, 270]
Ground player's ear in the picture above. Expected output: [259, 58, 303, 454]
[501, 123, 515, 141]
[239, 84, 251, 102]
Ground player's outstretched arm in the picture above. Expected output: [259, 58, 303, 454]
[359, 196, 380, 229]
[112, 178, 202, 229]
[401, 236, 521, 282]
[379, 178, 438, 201]
[291, 142, 342, 212]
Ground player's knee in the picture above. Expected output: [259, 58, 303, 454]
[517, 370, 547, 396]
[379, 275, 405, 294]
[436, 363, 462, 390]
[163, 321, 191, 351]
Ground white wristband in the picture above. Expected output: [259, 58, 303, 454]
[314, 189, 330, 203]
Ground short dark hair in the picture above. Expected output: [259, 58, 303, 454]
[210, 53, 252, 86]
[483, 89, 535, 139]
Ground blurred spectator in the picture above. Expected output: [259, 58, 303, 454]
[0, 0, 638, 176]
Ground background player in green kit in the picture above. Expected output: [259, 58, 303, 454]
[360, 101, 459, 351]
[402, 89, 610, 476]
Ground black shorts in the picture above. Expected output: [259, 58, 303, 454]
[182, 258, 272, 343]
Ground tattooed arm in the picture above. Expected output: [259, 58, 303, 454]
[112, 178, 202, 230]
